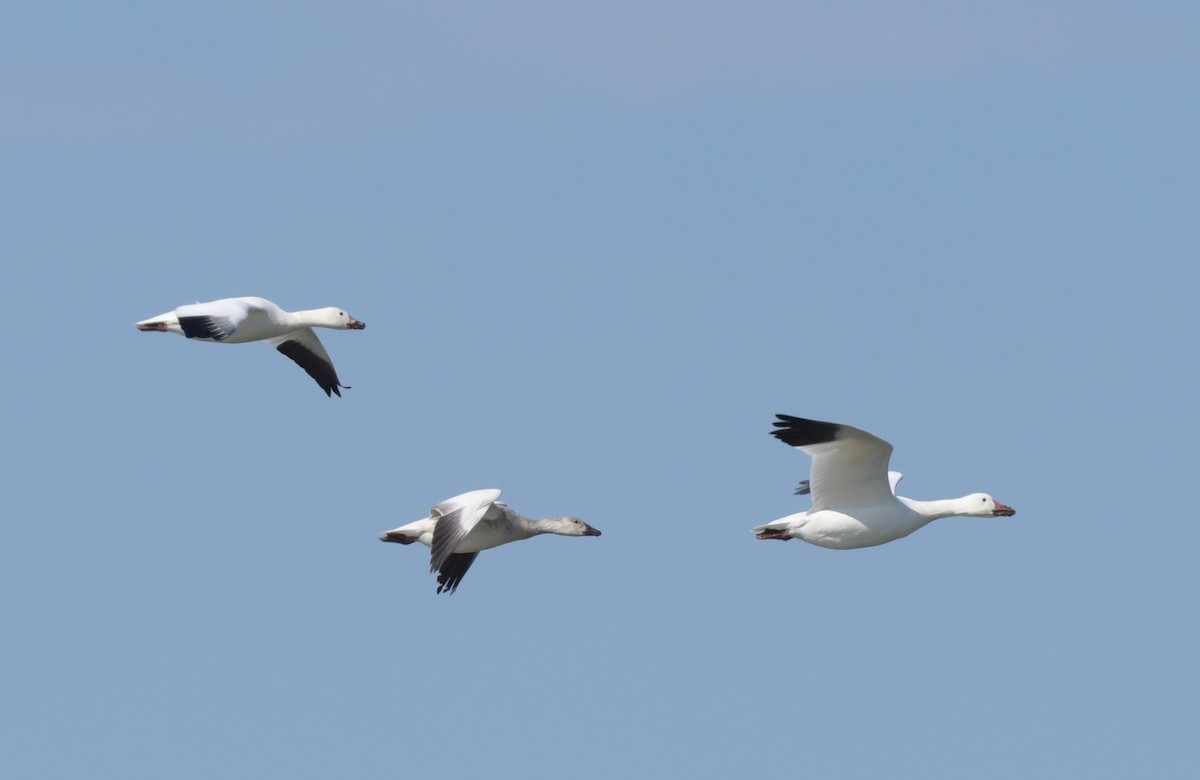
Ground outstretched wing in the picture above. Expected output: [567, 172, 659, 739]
[795, 471, 902, 497]
[268, 328, 346, 396]
[771, 415, 895, 510]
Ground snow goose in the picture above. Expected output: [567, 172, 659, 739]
[135, 296, 365, 396]
[754, 415, 1015, 549]
[379, 489, 602, 594]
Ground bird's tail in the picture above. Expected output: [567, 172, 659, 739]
[135, 312, 183, 335]
[379, 529, 418, 545]
[752, 519, 793, 541]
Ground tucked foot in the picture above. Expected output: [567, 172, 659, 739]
[755, 528, 792, 541]
[136, 322, 170, 332]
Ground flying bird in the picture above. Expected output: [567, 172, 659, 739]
[754, 415, 1015, 548]
[380, 489, 602, 594]
[135, 296, 365, 396]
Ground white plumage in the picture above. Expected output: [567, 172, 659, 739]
[135, 296, 365, 396]
[754, 415, 1015, 549]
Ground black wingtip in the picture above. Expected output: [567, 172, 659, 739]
[794, 479, 811, 495]
[178, 315, 235, 341]
[275, 339, 345, 398]
[435, 552, 478, 595]
[770, 414, 842, 448]
[436, 575, 461, 595]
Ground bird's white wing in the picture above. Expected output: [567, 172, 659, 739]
[797, 470, 903, 498]
[771, 415, 895, 510]
[429, 489, 503, 574]
[175, 298, 251, 341]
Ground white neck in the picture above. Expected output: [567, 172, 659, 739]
[289, 308, 328, 328]
[900, 496, 985, 521]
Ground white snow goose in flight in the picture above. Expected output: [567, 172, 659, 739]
[379, 489, 602, 594]
[135, 296, 365, 396]
[754, 415, 1015, 549]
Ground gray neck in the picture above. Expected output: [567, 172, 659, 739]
[522, 514, 577, 537]
[498, 506, 551, 538]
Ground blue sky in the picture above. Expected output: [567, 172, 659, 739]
[2, 3, 1197, 777]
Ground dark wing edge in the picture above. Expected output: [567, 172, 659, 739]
[178, 315, 237, 341]
[436, 553, 479, 595]
[275, 339, 345, 397]
[770, 415, 843, 448]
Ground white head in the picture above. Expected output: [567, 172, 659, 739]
[310, 307, 366, 330]
[960, 493, 1016, 518]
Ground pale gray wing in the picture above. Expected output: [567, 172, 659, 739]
[429, 489, 503, 574]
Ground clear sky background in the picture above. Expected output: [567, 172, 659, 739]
[3, 2, 1197, 777]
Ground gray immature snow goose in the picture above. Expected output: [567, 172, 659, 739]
[135, 296, 365, 396]
[380, 489, 602, 594]
[754, 415, 1015, 549]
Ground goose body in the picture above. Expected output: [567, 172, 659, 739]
[754, 415, 1015, 549]
[380, 489, 601, 594]
[135, 296, 365, 396]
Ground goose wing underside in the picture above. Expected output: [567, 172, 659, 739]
[268, 328, 345, 396]
[436, 553, 480, 595]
